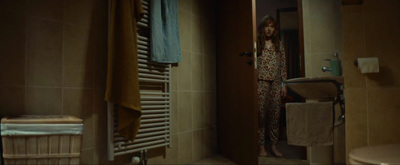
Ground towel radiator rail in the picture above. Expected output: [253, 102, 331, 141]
[107, 0, 172, 161]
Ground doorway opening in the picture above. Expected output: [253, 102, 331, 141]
[257, 0, 306, 161]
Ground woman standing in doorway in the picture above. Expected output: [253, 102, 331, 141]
[257, 15, 287, 157]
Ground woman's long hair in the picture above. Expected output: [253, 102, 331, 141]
[257, 15, 280, 56]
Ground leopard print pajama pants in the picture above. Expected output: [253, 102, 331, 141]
[258, 80, 281, 146]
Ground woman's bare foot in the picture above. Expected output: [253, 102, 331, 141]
[271, 144, 283, 157]
[259, 145, 268, 157]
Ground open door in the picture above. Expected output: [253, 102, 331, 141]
[216, 0, 258, 164]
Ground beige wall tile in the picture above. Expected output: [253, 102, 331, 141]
[91, 0, 108, 31]
[309, 0, 340, 16]
[204, 92, 216, 128]
[363, 0, 400, 15]
[344, 88, 368, 160]
[203, 56, 216, 91]
[304, 53, 313, 77]
[364, 44, 400, 88]
[94, 53, 107, 89]
[28, 0, 63, 21]
[204, 20, 216, 56]
[363, 2, 400, 57]
[178, 132, 193, 164]
[342, 3, 363, 15]
[191, 53, 204, 91]
[0, 87, 25, 116]
[367, 88, 400, 145]
[309, 16, 336, 53]
[80, 148, 95, 164]
[192, 92, 204, 129]
[342, 5, 366, 88]
[0, 12, 26, 86]
[308, 146, 332, 163]
[63, 0, 94, 28]
[334, 125, 346, 164]
[204, 128, 217, 157]
[364, 66, 399, 88]
[203, 0, 216, 23]
[90, 1, 108, 89]
[146, 147, 165, 165]
[178, 9, 191, 51]
[0, 49, 25, 85]
[363, 1, 400, 88]
[93, 147, 110, 164]
[305, 0, 343, 77]
[93, 34, 107, 89]
[0, 11, 26, 48]
[93, 88, 107, 149]
[164, 134, 179, 164]
[179, 92, 192, 132]
[63, 88, 94, 149]
[81, 116, 95, 149]
[62, 88, 93, 118]
[0, 0, 27, 14]
[178, 0, 191, 11]
[333, 16, 344, 52]
[177, 50, 192, 91]
[192, 129, 205, 162]
[342, 1, 400, 163]
[191, 15, 203, 53]
[63, 25, 94, 87]
[171, 66, 179, 91]
[343, 58, 366, 89]
[171, 91, 179, 134]
[302, 0, 311, 57]
[308, 0, 342, 54]
[191, 0, 205, 17]
[26, 87, 62, 114]
[27, 18, 62, 86]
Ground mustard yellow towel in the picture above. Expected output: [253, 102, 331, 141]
[105, 0, 145, 141]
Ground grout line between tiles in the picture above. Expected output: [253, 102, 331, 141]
[24, 1, 29, 113]
[361, 2, 369, 146]
[61, 0, 65, 115]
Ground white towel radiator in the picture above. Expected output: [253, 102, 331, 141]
[107, 0, 172, 161]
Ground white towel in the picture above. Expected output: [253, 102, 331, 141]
[286, 102, 333, 146]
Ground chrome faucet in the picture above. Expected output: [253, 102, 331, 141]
[322, 66, 331, 72]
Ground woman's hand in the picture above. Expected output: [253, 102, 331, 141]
[281, 84, 287, 97]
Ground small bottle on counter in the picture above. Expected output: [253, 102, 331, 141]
[330, 51, 342, 76]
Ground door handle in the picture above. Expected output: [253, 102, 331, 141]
[239, 51, 252, 57]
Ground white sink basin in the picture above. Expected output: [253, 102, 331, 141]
[284, 76, 344, 100]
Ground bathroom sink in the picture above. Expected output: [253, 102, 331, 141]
[284, 76, 343, 100]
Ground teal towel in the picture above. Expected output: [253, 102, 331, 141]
[150, 0, 182, 63]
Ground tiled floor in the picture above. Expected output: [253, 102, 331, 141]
[273, 141, 307, 160]
[192, 155, 309, 165]
[191, 155, 237, 165]
[258, 157, 309, 165]
[191, 141, 309, 165]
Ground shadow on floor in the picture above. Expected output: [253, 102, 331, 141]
[192, 140, 308, 165]
[191, 155, 237, 165]
[258, 157, 309, 165]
